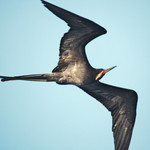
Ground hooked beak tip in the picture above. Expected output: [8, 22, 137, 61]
[103, 65, 117, 74]
[95, 66, 117, 81]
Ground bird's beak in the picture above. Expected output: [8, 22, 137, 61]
[95, 66, 116, 80]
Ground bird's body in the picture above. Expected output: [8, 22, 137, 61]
[0, 1, 138, 150]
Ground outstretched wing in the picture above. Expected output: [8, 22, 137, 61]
[79, 82, 138, 150]
[41, 0, 107, 72]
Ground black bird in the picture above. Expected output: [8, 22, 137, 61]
[0, 1, 138, 150]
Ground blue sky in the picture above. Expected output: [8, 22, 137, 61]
[0, 0, 150, 150]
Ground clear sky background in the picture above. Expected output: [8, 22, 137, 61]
[0, 0, 150, 150]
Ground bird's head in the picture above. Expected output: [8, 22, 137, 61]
[95, 66, 116, 81]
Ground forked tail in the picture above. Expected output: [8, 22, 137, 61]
[0, 73, 61, 82]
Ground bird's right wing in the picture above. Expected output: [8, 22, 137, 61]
[41, 1, 107, 72]
[79, 82, 138, 150]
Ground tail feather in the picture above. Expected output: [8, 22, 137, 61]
[0, 73, 61, 82]
[0, 74, 48, 82]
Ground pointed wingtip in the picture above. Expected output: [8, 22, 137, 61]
[41, 0, 56, 10]
[41, 0, 48, 5]
[41, 0, 46, 5]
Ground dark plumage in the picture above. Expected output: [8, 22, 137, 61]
[0, 1, 137, 150]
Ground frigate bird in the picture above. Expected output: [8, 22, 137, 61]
[0, 1, 138, 150]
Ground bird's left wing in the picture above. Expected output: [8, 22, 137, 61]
[41, 0, 107, 72]
[79, 82, 138, 150]
[41, 0, 106, 53]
